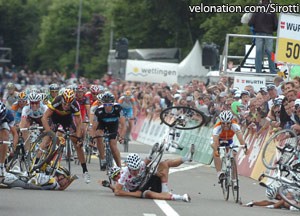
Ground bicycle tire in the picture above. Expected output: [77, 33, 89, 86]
[221, 157, 230, 201]
[6, 154, 28, 174]
[105, 140, 114, 181]
[30, 131, 57, 171]
[66, 138, 72, 173]
[278, 184, 300, 210]
[262, 129, 298, 170]
[231, 158, 239, 203]
[160, 106, 205, 130]
[84, 132, 92, 164]
[48, 147, 63, 176]
[139, 143, 164, 191]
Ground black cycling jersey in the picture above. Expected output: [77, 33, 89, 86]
[48, 95, 80, 116]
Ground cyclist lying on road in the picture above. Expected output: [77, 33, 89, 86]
[100, 152, 192, 202]
[243, 182, 299, 211]
[0, 166, 77, 190]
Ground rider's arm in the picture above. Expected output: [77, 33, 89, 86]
[236, 130, 246, 146]
[114, 183, 142, 198]
[10, 125, 19, 150]
[41, 109, 54, 132]
[211, 135, 220, 152]
[118, 116, 126, 139]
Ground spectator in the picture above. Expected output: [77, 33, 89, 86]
[248, 0, 278, 74]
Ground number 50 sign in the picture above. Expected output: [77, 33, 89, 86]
[276, 13, 300, 64]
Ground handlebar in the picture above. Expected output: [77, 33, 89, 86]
[20, 126, 44, 131]
[90, 132, 118, 142]
[0, 141, 12, 145]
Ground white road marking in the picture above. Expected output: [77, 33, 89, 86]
[150, 163, 204, 216]
[154, 200, 180, 216]
[143, 214, 157, 216]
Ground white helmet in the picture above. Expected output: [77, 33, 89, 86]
[109, 166, 121, 179]
[28, 92, 41, 102]
[265, 184, 280, 199]
[126, 153, 141, 170]
[219, 110, 233, 123]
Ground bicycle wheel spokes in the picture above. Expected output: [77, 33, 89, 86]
[221, 158, 230, 201]
[262, 129, 297, 170]
[231, 158, 239, 203]
[279, 184, 300, 210]
[160, 106, 205, 130]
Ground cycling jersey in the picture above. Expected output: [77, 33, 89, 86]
[118, 161, 147, 192]
[85, 92, 96, 105]
[0, 109, 15, 128]
[90, 100, 101, 115]
[212, 120, 241, 140]
[118, 96, 137, 109]
[94, 103, 124, 139]
[11, 101, 27, 124]
[3, 91, 19, 110]
[21, 102, 48, 125]
[76, 95, 90, 120]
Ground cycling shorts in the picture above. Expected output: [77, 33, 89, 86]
[96, 121, 118, 139]
[139, 175, 162, 193]
[122, 108, 133, 119]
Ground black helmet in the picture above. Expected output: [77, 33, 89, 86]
[49, 83, 60, 91]
[101, 92, 115, 103]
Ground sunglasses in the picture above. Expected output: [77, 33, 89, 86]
[221, 122, 231, 125]
[62, 102, 71, 107]
[30, 101, 39, 105]
[103, 103, 113, 107]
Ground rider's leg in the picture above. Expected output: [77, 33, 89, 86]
[155, 161, 170, 192]
[109, 139, 121, 167]
[0, 129, 9, 175]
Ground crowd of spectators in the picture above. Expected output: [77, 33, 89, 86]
[2, 64, 299, 139]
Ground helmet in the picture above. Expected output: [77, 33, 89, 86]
[49, 84, 60, 91]
[18, 92, 27, 101]
[90, 85, 100, 94]
[219, 110, 233, 123]
[28, 92, 41, 102]
[39, 93, 48, 102]
[58, 87, 66, 96]
[0, 102, 7, 120]
[76, 84, 86, 92]
[266, 184, 280, 200]
[125, 90, 132, 97]
[126, 153, 141, 170]
[241, 90, 250, 97]
[96, 93, 103, 102]
[62, 89, 75, 103]
[109, 166, 121, 179]
[101, 92, 115, 103]
[6, 82, 15, 90]
[55, 166, 70, 178]
[274, 97, 284, 106]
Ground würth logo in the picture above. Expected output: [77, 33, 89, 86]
[281, 21, 285, 29]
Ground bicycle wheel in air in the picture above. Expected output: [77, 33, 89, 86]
[279, 184, 300, 210]
[139, 143, 164, 191]
[30, 131, 57, 172]
[160, 106, 205, 130]
[221, 157, 230, 201]
[230, 158, 239, 203]
[262, 129, 298, 170]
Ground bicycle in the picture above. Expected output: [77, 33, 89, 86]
[259, 162, 300, 210]
[82, 121, 92, 164]
[138, 106, 204, 191]
[218, 143, 247, 203]
[262, 128, 298, 170]
[91, 131, 117, 181]
[6, 126, 43, 176]
[123, 117, 136, 152]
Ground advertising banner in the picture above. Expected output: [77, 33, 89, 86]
[233, 76, 266, 91]
[125, 60, 178, 84]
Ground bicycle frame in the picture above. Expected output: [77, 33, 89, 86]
[219, 143, 246, 203]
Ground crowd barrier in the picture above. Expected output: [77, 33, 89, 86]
[131, 112, 275, 182]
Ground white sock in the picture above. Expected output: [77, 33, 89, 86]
[0, 163, 4, 168]
[266, 205, 274, 209]
[181, 156, 189, 163]
[171, 193, 183, 201]
[161, 182, 169, 192]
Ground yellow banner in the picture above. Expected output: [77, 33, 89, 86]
[276, 37, 300, 64]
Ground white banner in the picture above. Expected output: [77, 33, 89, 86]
[233, 76, 266, 92]
[125, 60, 178, 84]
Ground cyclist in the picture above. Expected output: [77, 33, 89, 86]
[48, 83, 60, 103]
[39, 93, 49, 105]
[2, 166, 78, 190]
[0, 102, 18, 176]
[19, 92, 48, 150]
[41, 88, 91, 183]
[112, 153, 191, 202]
[118, 90, 138, 140]
[91, 91, 125, 168]
[211, 110, 247, 186]
[2, 82, 19, 110]
[244, 182, 299, 211]
[85, 85, 104, 105]
[11, 91, 28, 125]
[75, 84, 90, 122]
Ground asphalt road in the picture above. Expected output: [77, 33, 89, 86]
[0, 141, 299, 216]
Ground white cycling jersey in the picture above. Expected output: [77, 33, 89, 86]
[118, 161, 147, 192]
[21, 102, 47, 119]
